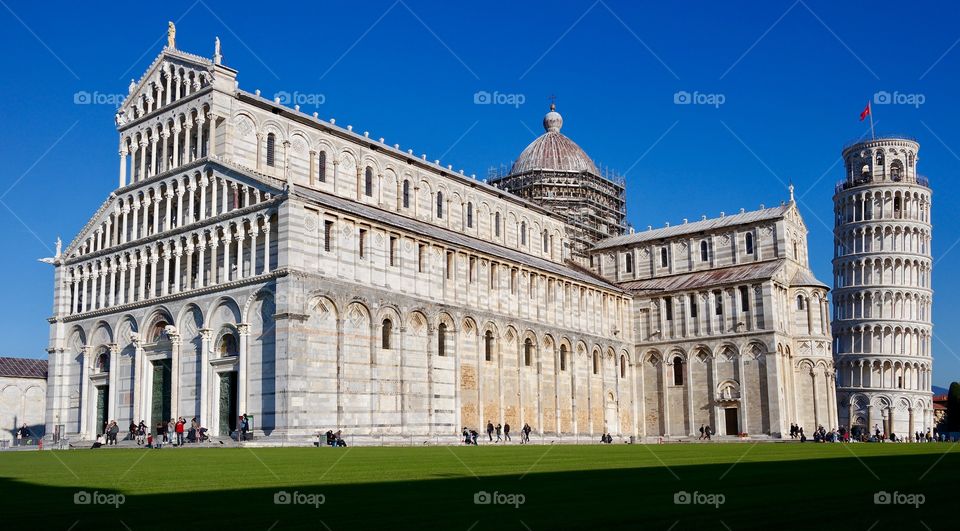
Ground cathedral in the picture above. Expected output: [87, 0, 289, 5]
[43, 31, 839, 444]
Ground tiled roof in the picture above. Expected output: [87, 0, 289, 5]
[291, 187, 626, 292]
[618, 260, 785, 293]
[0, 357, 48, 379]
[593, 204, 791, 250]
[790, 268, 829, 289]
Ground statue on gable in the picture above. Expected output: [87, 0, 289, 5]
[167, 21, 176, 49]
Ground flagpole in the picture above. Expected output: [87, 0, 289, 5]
[868, 102, 875, 140]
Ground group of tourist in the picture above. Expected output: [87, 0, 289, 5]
[321, 429, 347, 447]
[479, 421, 535, 443]
[789, 422, 945, 443]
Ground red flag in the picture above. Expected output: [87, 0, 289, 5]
[860, 102, 871, 121]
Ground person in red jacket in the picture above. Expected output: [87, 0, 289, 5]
[175, 417, 185, 446]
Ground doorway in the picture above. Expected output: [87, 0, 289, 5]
[724, 407, 739, 436]
[150, 359, 172, 427]
[95, 385, 109, 435]
[219, 372, 238, 436]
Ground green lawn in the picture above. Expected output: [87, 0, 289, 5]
[0, 443, 955, 529]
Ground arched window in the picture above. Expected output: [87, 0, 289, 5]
[364, 166, 373, 196]
[402, 180, 410, 208]
[382, 318, 392, 349]
[620, 355, 627, 378]
[495, 213, 501, 237]
[150, 320, 169, 342]
[672, 356, 683, 385]
[745, 232, 754, 255]
[592, 352, 599, 374]
[700, 240, 709, 262]
[266, 133, 276, 167]
[95, 350, 110, 373]
[219, 333, 238, 357]
[438, 322, 447, 356]
[560, 345, 567, 371]
[436, 192, 444, 218]
[318, 151, 327, 182]
[660, 247, 668, 268]
[466, 202, 473, 228]
[520, 222, 527, 246]
[524, 338, 533, 366]
[624, 252, 633, 273]
[890, 160, 903, 181]
[875, 151, 884, 165]
[484, 330, 494, 361]
[543, 230, 549, 252]
[797, 295, 805, 310]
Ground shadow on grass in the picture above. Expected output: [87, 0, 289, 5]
[0, 450, 954, 530]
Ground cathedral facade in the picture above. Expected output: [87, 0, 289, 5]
[44, 35, 835, 443]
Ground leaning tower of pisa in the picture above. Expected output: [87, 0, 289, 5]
[832, 137, 934, 440]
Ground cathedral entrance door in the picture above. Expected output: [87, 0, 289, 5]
[218, 371, 238, 436]
[150, 359, 172, 427]
[724, 407, 739, 436]
[95, 385, 109, 435]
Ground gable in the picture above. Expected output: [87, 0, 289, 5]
[117, 50, 214, 128]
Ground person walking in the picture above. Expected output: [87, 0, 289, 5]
[504, 423, 511, 442]
[698, 424, 705, 440]
[495, 423, 503, 443]
[167, 419, 175, 446]
[486, 421, 494, 442]
[137, 420, 147, 446]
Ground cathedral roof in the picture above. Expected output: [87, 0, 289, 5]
[510, 105, 598, 175]
[0, 356, 48, 379]
[593, 204, 793, 250]
[618, 260, 785, 293]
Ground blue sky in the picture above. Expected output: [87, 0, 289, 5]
[0, 0, 957, 387]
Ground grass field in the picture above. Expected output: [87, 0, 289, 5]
[0, 443, 955, 529]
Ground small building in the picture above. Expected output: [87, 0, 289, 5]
[0, 356, 47, 445]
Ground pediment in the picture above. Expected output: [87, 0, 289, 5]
[116, 49, 214, 128]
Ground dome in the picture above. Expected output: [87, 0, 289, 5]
[510, 105, 598, 175]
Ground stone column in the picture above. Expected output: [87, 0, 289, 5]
[149, 133, 158, 177]
[108, 344, 120, 422]
[159, 130, 170, 172]
[263, 218, 272, 272]
[172, 124, 182, 168]
[118, 259, 127, 306]
[235, 224, 245, 280]
[183, 122, 193, 165]
[172, 241, 182, 293]
[78, 346, 91, 437]
[70, 271, 78, 314]
[148, 253, 158, 299]
[160, 242, 170, 297]
[223, 226, 232, 282]
[199, 328, 212, 426]
[238, 324, 249, 418]
[107, 261, 116, 307]
[207, 113, 217, 157]
[661, 359, 670, 437]
[119, 146, 128, 188]
[169, 329, 181, 419]
[137, 139, 146, 182]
